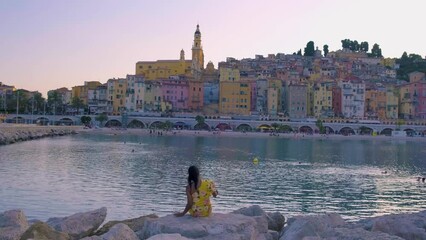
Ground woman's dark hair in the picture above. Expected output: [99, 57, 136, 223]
[188, 166, 200, 190]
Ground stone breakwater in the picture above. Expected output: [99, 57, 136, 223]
[0, 124, 79, 145]
[0, 206, 425, 240]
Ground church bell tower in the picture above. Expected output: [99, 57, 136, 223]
[191, 24, 204, 80]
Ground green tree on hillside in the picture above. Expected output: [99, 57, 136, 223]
[370, 43, 383, 57]
[360, 41, 369, 52]
[323, 45, 329, 57]
[304, 41, 315, 57]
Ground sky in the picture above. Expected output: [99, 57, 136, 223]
[1, 0, 425, 97]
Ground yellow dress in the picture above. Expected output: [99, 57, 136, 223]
[189, 179, 217, 217]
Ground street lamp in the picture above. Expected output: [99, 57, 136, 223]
[16, 90, 19, 124]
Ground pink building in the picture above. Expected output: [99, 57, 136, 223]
[161, 77, 189, 111]
[188, 80, 204, 112]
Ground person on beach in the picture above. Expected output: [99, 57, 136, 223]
[175, 166, 218, 217]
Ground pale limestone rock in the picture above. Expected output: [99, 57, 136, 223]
[0, 209, 29, 240]
[46, 207, 107, 240]
[95, 214, 158, 235]
[356, 210, 426, 240]
[146, 233, 190, 240]
[280, 213, 345, 240]
[81, 223, 139, 240]
[138, 212, 270, 240]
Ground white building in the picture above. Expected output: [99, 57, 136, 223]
[339, 79, 365, 118]
[125, 75, 145, 112]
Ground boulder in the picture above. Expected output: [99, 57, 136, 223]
[323, 227, 404, 240]
[0, 209, 29, 240]
[146, 233, 190, 240]
[81, 223, 139, 240]
[138, 213, 271, 240]
[46, 207, 107, 240]
[356, 210, 426, 240]
[20, 222, 70, 240]
[232, 205, 285, 232]
[280, 213, 345, 240]
[95, 214, 158, 235]
[266, 212, 286, 232]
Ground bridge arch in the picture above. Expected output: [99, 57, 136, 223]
[127, 119, 145, 128]
[58, 118, 74, 126]
[236, 123, 252, 132]
[299, 126, 313, 134]
[173, 121, 190, 130]
[324, 126, 334, 134]
[359, 126, 373, 135]
[215, 123, 231, 131]
[404, 128, 416, 137]
[278, 124, 293, 133]
[150, 121, 164, 129]
[257, 124, 272, 132]
[380, 128, 393, 136]
[105, 119, 122, 128]
[10, 116, 25, 124]
[339, 127, 355, 136]
[194, 122, 210, 130]
[35, 117, 50, 125]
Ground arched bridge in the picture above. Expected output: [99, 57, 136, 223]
[4, 114, 426, 136]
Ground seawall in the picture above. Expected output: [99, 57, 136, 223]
[0, 124, 79, 145]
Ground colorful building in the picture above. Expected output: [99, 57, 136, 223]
[135, 25, 204, 80]
[285, 84, 307, 119]
[107, 78, 127, 115]
[125, 75, 145, 112]
[313, 81, 333, 118]
[203, 81, 219, 114]
[219, 81, 251, 115]
[267, 79, 282, 116]
[72, 81, 102, 104]
[338, 78, 365, 118]
[365, 88, 386, 119]
[161, 76, 189, 111]
[386, 86, 399, 119]
[188, 80, 204, 112]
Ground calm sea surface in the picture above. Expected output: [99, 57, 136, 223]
[0, 132, 425, 222]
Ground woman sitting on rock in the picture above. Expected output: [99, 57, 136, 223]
[175, 165, 218, 217]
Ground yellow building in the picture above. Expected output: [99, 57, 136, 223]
[365, 89, 386, 119]
[219, 81, 251, 115]
[135, 25, 204, 80]
[107, 78, 127, 115]
[398, 84, 414, 119]
[386, 86, 399, 119]
[72, 81, 102, 104]
[267, 79, 282, 116]
[313, 81, 333, 118]
[143, 81, 164, 112]
[219, 67, 240, 82]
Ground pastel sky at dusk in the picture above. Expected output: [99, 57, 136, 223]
[1, 0, 425, 97]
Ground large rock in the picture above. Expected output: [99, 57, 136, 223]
[0, 209, 29, 240]
[138, 213, 272, 240]
[46, 207, 107, 240]
[146, 233, 190, 240]
[81, 223, 139, 240]
[20, 222, 70, 240]
[266, 212, 286, 232]
[356, 210, 426, 240]
[232, 205, 285, 232]
[323, 227, 404, 240]
[280, 213, 345, 240]
[95, 214, 158, 235]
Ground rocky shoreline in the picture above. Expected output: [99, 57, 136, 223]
[0, 124, 79, 145]
[0, 206, 424, 240]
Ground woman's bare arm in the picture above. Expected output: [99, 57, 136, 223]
[174, 185, 193, 217]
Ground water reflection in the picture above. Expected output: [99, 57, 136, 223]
[0, 133, 425, 222]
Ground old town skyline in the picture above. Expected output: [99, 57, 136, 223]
[1, 0, 426, 96]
